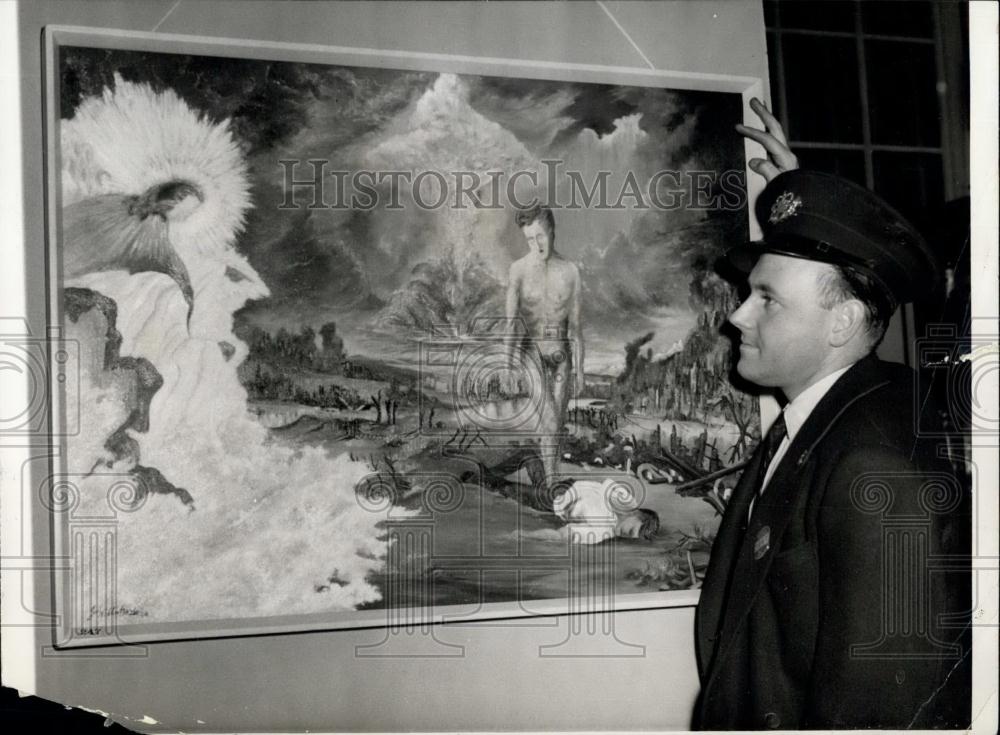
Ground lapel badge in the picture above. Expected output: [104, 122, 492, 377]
[769, 191, 802, 224]
[753, 525, 771, 560]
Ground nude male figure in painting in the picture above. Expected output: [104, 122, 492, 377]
[504, 204, 585, 492]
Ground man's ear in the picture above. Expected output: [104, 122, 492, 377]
[829, 299, 867, 347]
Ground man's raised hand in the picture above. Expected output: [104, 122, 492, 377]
[736, 97, 799, 182]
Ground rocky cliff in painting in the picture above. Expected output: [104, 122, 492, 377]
[64, 287, 194, 509]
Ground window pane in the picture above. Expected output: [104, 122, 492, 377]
[794, 148, 866, 186]
[779, 0, 857, 32]
[766, 33, 784, 123]
[783, 34, 863, 143]
[862, 0, 934, 38]
[866, 40, 941, 146]
[872, 151, 945, 225]
[764, 0, 778, 28]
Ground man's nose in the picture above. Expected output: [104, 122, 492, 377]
[728, 298, 753, 331]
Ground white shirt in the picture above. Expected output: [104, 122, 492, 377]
[759, 363, 855, 495]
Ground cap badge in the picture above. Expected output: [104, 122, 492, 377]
[769, 191, 803, 224]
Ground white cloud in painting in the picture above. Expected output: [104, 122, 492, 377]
[362, 73, 540, 283]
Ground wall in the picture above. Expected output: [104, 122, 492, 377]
[11, 2, 769, 731]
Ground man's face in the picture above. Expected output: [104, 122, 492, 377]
[728, 253, 839, 400]
[521, 220, 552, 260]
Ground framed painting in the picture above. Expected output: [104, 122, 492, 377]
[43, 26, 766, 646]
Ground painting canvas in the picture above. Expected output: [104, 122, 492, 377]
[45, 29, 763, 645]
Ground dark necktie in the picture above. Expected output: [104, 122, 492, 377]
[750, 412, 788, 512]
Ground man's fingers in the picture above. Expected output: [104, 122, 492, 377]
[737, 123, 786, 157]
[739, 123, 799, 172]
[749, 97, 788, 145]
[749, 158, 781, 182]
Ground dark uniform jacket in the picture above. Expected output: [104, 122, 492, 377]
[694, 355, 970, 730]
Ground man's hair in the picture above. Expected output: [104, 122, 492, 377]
[634, 508, 660, 541]
[515, 204, 555, 236]
[816, 263, 898, 349]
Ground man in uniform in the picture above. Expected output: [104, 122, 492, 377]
[694, 100, 970, 729]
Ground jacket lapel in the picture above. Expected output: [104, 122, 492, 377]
[696, 434, 767, 673]
[702, 356, 891, 679]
